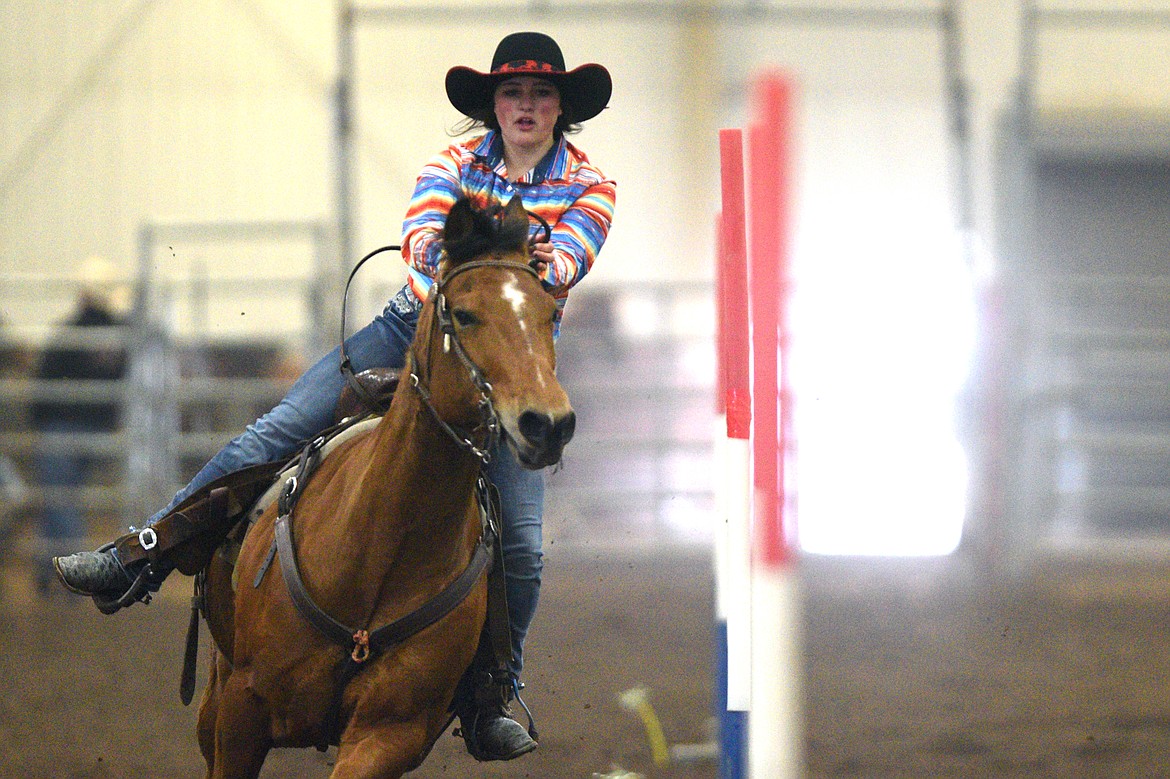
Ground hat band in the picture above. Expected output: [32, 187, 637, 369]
[494, 59, 562, 75]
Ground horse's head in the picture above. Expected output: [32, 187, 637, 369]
[414, 196, 574, 469]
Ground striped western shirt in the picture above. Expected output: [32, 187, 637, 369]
[401, 131, 616, 336]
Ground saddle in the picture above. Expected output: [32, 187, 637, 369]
[114, 368, 401, 578]
[335, 366, 398, 422]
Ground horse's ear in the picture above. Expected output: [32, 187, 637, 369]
[501, 195, 530, 249]
[443, 198, 476, 247]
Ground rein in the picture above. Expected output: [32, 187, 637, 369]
[338, 244, 402, 414]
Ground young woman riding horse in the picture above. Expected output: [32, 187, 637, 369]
[54, 31, 616, 763]
[198, 196, 572, 778]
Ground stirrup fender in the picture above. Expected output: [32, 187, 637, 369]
[114, 460, 288, 576]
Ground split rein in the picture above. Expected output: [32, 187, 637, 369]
[337, 215, 549, 464]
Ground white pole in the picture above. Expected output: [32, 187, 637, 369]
[724, 435, 753, 712]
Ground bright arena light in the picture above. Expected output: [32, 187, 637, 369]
[791, 220, 976, 556]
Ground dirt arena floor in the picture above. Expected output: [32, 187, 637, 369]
[4, 545, 1170, 778]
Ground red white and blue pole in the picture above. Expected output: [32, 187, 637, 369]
[715, 127, 752, 778]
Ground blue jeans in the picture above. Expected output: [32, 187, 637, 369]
[148, 287, 543, 674]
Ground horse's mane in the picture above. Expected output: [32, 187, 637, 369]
[441, 199, 529, 265]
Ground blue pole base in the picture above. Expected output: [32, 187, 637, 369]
[715, 620, 748, 778]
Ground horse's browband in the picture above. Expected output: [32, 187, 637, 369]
[438, 257, 540, 288]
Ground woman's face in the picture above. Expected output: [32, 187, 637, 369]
[493, 76, 561, 155]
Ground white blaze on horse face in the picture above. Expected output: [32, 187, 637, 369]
[501, 277, 549, 388]
[502, 278, 527, 318]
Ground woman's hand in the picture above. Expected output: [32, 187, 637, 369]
[529, 241, 553, 275]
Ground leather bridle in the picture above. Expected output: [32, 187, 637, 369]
[412, 258, 541, 464]
[337, 244, 544, 465]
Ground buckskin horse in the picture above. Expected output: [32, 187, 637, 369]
[194, 196, 574, 778]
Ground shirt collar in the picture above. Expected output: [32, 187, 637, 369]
[473, 131, 567, 185]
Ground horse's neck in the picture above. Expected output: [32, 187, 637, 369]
[357, 385, 482, 536]
[267, 386, 483, 639]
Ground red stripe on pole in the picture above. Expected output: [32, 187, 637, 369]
[748, 73, 795, 570]
[719, 129, 751, 441]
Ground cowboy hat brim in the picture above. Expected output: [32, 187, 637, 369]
[445, 62, 612, 124]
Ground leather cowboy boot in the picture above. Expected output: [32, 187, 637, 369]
[53, 542, 167, 614]
[453, 666, 538, 762]
[54, 544, 138, 595]
[53, 460, 287, 613]
[450, 485, 538, 762]
[55, 373, 388, 611]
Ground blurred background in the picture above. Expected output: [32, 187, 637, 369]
[8, 0, 1170, 577]
[5, 1, 1170, 775]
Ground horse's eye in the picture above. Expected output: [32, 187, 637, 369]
[453, 309, 479, 327]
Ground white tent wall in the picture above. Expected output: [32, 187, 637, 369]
[1, 0, 335, 330]
[7, 1, 1170, 552]
[5, 2, 1170, 318]
[0, 1, 976, 329]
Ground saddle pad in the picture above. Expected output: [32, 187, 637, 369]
[247, 416, 382, 524]
[229, 416, 382, 592]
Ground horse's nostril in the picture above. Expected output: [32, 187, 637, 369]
[555, 411, 576, 445]
[518, 410, 552, 443]
[518, 410, 575, 448]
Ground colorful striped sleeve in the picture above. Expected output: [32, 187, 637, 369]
[542, 177, 617, 297]
[401, 143, 467, 281]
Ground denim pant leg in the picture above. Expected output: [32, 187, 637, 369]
[484, 443, 545, 677]
[147, 298, 419, 526]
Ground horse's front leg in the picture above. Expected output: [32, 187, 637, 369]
[197, 644, 233, 777]
[331, 719, 437, 779]
[210, 670, 273, 779]
[196, 648, 219, 777]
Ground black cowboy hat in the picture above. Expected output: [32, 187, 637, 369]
[446, 32, 612, 124]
